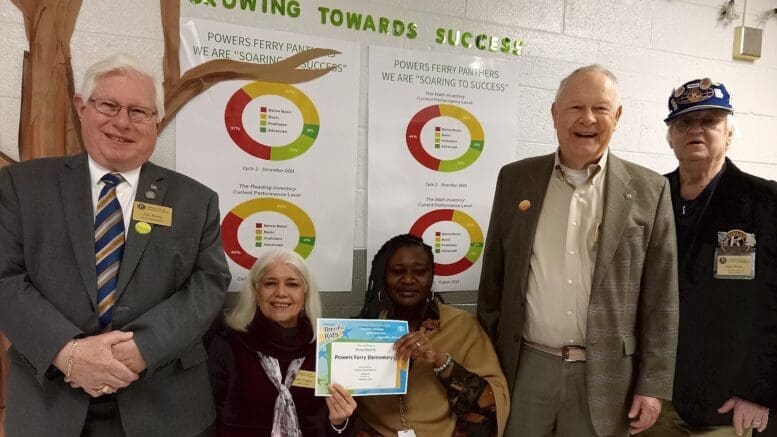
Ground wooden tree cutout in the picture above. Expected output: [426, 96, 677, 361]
[2, 0, 83, 169]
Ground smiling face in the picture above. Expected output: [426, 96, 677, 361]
[668, 109, 731, 168]
[75, 70, 159, 172]
[255, 262, 306, 328]
[552, 70, 622, 169]
[385, 245, 434, 311]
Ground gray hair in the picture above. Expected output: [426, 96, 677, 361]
[77, 53, 165, 122]
[225, 248, 322, 340]
[665, 113, 738, 146]
[555, 64, 620, 103]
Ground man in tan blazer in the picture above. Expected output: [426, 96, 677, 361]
[477, 65, 678, 436]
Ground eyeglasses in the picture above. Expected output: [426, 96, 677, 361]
[671, 115, 726, 133]
[88, 98, 157, 122]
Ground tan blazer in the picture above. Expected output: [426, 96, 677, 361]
[477, 152, 679, 436]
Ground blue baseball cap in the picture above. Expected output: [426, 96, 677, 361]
[664, 78, 733, 124]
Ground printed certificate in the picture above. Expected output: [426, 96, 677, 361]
[315, 318, 409, 396]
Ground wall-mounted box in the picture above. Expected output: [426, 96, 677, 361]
[733, 26, 762, 61]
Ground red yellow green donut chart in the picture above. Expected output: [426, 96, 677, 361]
[221, 197, 316, 269]
[409, 209, 484, 276]
[405, 104, 484, 172]
[225, 81, 320, 160]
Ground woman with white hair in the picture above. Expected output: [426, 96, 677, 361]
[208, 248, 356, 436]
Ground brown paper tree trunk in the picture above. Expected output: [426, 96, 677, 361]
[13, 0, 83, 162]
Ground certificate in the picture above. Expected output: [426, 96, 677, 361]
[315, 318, 409, 396]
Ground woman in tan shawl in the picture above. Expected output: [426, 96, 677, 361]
[355, 234, 509, 436]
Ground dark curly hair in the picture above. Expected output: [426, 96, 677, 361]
[358, 234, 435, 318]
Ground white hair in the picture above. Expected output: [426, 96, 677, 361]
[555, 64, 620, 103]
[224, 248, 321, 341]
[666, 113, 738, 146]
[77, 53, 165, 122]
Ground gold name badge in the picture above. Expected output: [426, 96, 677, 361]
[715, 254, 754, 278]
[291, 370, 316, 389]
[132, 201, 172, 227]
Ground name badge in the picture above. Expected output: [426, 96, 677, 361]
[714, 229, 755, 280]
[292, 370, 316, 389]
[132, 201, 172, 227]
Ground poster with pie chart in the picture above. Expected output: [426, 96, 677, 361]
[367, 46, 518, 291]
[221, 197, 317, 270]
[409, 209, 484, 277]
[176, 18, 359, 291]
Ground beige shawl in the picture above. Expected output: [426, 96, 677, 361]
[357, 303, 509, 436]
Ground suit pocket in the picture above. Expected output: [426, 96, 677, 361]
[623, 335, 637, 356]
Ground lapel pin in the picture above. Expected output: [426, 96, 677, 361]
[135, 221, 152, 235]
[625, 193, 632, 200]
[145, 190, 156, 200]
[150, 184, 158, 190]
[518, 200, 531, 212]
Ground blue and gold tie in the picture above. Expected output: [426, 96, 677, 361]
[95, 173, 125, 329]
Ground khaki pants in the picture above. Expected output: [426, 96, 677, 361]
[505, 344, 622, 437]
[641, 401, 752, 437]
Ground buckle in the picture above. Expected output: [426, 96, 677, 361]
[561, 345, 586, 362]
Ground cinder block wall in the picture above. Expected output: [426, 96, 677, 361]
[2, 0, 776, 315]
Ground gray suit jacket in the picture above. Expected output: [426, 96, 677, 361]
[0, 153, 231, 436]
[477, 152, 679, 436]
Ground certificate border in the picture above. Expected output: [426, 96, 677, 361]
[315, 318, 409, 396]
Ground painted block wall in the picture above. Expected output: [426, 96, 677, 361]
[1, 0, 776, 315]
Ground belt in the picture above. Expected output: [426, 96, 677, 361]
[523, 340, 587, 362]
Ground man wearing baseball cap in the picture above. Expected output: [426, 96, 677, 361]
[643, 78, 777, 437]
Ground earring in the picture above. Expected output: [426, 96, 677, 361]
[378, 288, 384, 303]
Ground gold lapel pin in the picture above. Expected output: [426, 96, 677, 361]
[518, 200, 531, 212]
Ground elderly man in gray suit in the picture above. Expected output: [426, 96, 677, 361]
[477, 65, 679, 436]
[0, 53, 230, 436]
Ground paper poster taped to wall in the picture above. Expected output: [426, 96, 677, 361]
[177, 18, 359, 291]
[368, 46, 518, 291]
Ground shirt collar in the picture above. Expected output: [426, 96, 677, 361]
[88, 155, 141, 189]
[553, 149, 608, 184]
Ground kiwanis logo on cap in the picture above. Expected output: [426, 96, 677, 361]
[664, 78, 733, 123]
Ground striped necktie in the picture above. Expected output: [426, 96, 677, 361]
[95, 173, 125, 329]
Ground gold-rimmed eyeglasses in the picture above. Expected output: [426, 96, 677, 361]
[88, 98, 157, 122]
[671, 114, 726, 133]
